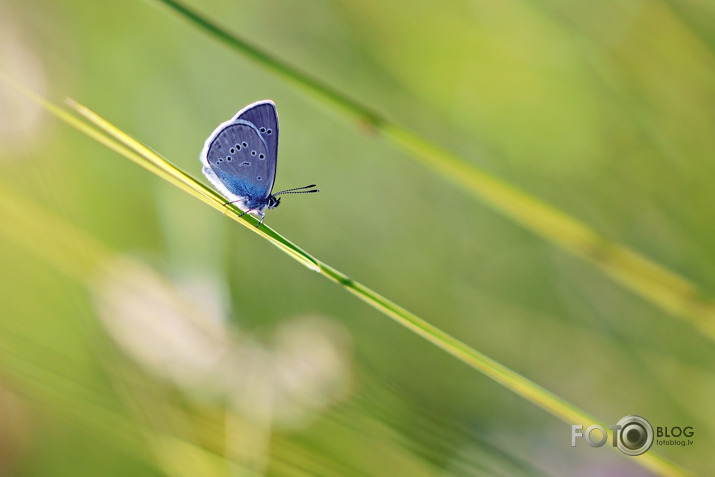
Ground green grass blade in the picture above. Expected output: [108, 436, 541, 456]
[0, 76, 692, 476]
[148, 0, 715, 344]
[148, 0, 383, 127]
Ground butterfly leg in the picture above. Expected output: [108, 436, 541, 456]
[255, 212, 266, 228]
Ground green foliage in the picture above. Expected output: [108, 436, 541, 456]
[1, 0, 714, 476]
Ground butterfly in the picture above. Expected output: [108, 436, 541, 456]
[200, 100, 318, 227]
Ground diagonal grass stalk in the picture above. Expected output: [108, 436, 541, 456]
[147, 0, 715, 344]
[0, 75, 692, 477]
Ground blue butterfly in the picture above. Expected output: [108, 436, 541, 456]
[200, 100, 318, 227]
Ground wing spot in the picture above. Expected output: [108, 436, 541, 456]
[259, 127, 266, 133]
[230, 148, 235, 153]
[242, 142, 248, 148]
[266, 129, 272, 135]
[251, 150, 256, 156]
[227, 156, 232, 161]
[259, 153, 265, 159]
[235, 144, 241, 150]
[257, 176, 262, 181]
[241, 161, 250, 166]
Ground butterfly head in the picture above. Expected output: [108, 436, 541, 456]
[266, 195, 281, 210]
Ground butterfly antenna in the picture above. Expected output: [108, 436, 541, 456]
[273, 184, 319, 195]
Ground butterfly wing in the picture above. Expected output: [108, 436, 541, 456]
[201, 119, 273, 211]
[234, 100, 279, 193]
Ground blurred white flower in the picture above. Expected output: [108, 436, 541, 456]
[269, 316, 352, 428]
[0, 6, 48, 157]
[93, 257, 232, 396]
[93, 255, 352, 427]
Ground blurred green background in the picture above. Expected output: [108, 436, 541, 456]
[1, 0, 714, 475]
